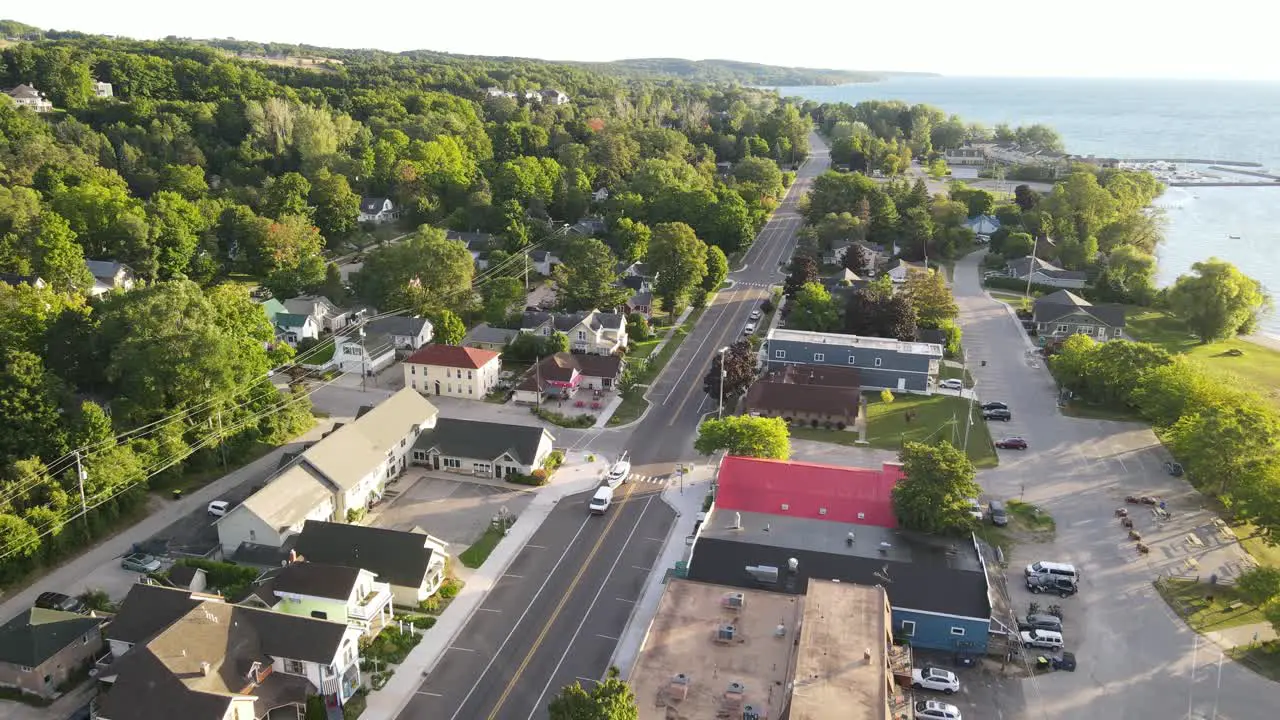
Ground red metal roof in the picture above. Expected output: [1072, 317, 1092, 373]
[714, 455, 903, 528]
[403, 344, 500, 369]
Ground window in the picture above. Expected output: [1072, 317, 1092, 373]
[813, 352, 825, 362]
[467, 370, 473, 379]
[284, 659, 305, 675]
[473, 462, 491, 474]
[847, 355, 856, 365]
[444, 458, 461, 469]
[310, 610, 328, 620]
[578, 330, 587, 340]
[950, 627, 966, 636]
[413, 450, 427, 462]
[543, 328, 550, 336]
[874, 358, 883, 367]
[1097, 327, 1108, 337]
[410, 366, 416, 375]
[901, 620, 916, 637]
[447, 384, 452, 393]
[400, 438, 406, 448]
[774, 350, 786, 359]
[1078, 325, 1093, 335]
[1056, 324, 1070, 334]
[1114, 327, 1123, 337]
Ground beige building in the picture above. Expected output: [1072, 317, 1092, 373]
[630, 578, 908, 720]
[403, 344, 501, 399]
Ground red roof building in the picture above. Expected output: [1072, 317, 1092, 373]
[403, 344, 500, 369]
[714, 455, 904, 528]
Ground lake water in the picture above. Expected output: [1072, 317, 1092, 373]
[776, 77, 1280, 334]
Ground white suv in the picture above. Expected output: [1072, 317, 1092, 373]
[914, 699, 962, 720]
[911, 666, 960, 695]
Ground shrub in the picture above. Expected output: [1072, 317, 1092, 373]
[506, 472, 548, 487]
[418, 595, 441, 613]
[880, 389, 895, 404]
[174, 558, 258, 599]
[346, 507, 367, 523]
[532, 407, 595, 428]
[543, 450, 566, 471]
[437, 577, 461, 599]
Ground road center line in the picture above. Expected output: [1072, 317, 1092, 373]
[446, 512, 596, 720]
[523, 494, 657, 720]
[477, 608, 502, 613]
[662, 297, 736, 405]
[416, 691, 443, 697]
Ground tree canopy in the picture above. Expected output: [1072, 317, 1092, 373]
[891, 441, 982, 534]
[694, 416, 790, 459]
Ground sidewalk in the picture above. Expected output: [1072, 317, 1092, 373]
[361, 450, 608, 719]
[1206, 621, 1278, 650]
[0, 420, 338, 619]
[608, 463, 718, 679]
[596, 306, 695, 429]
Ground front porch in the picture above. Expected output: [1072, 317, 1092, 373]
[349, 581, 395, 637]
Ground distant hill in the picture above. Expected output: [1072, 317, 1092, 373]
[575, 58, 934, 86]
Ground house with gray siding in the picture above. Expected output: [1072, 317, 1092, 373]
[763, 328, 943, 394]
[1032, 290, 1126, 344]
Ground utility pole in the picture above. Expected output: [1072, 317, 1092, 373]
[717, 346, 729, 419]
[962, 373, 976, 454]
[1024, 234, 1039, 299]
[215, 408, 228, 473]
[523, 246, 530, 292]
[359, 327, 368, 393]
[74, 451, 88, 529]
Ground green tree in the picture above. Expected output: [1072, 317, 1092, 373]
[553, 238, 629, 312]
[963, 189, 995, 217]
[1014, 184, 1040, 211]
[427, 309, 467, 345]
[694, 416, 790, 460]
[310, 169, 361, 243]
[702, 341, 755, 402]
[647, 222, 707, 316]
[732, 157, 784, 203]
[927, 157, 948, 180]
[609, 217, 651, 265]
[903, 269, 958, 328]
[146, 191, 207, 279]
[1046, 333, 1099, 396]
[480, 277, 525, 324]
[1168, 404, 1280, 497]
[891, 441, 982, 534]
[31, 211, 93, 292]
[702, 245, 729, 292]
[158, 164, 209, 200]
[1001, 232, 1035, 259]
[1043, 172, 1117, 241]
[1095, 245, 1156, 304]
[901, 206, 935, 260]
[0, 514, 40, 565]
[1236, 566, 1280, 606]
[788, 283, 840, 332]
[843, 288, 917, 341]
[354, 226, 475, 312]
[1166, 258, 1269, 343]
[259, 215, 327, 298]
[548, 666, 638, 720]
[263, 172, 313, 220]
[0, 349, 68, 465]
[783, 255, 819, 298]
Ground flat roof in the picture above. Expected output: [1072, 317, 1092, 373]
[766, 328, 943, 357]
[791, 580, 889, 720]
[631, 578, 802, 720]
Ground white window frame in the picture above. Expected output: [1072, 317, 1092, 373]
[1055, 324, 1070, 334]
[874, 358, 883, 367]
[774, 350, 786, 359]
[847, 355, 856, 365]
[950, 627, 966, 636]
[813, 352, 825, 362]
[283, 658, 305, 675]
[1078, 325, 1093, 335]
[578, 330, 586, 340]
[901, 620, 916, 636]
[1114, 327, 1123, 337]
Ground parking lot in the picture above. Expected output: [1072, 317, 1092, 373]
[371, 472, 535, 547]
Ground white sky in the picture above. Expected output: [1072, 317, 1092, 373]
[11, 0, 1280, 81]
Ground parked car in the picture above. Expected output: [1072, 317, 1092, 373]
[914, 700, 963, 720]
[911, 666, 961, 694]
[966, 498, 984, 521]
[744, 323, 757, 335]
[749, 310, 762, 321]
[989, 500, 1009, 527]
[1163, 461, 1184, 477]
[939, 378, 964, 390]
[996, 436, 1028, 450]
[981, 401, 1008, 411]
[1027, 574, 1077, 597]
[207, 500, 230, 517]
[35, 591, 86, 614]
[1019, 614, 1064, 633]
[1021, 629, 1065, 650]
[983, 408, 1012, 421]
[121, 553, 162, 573]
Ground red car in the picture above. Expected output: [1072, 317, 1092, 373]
[996, 437, 1028, 450]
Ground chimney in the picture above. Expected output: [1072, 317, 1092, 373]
[289, 549, 298, 563]
[200, 661, 212, 676]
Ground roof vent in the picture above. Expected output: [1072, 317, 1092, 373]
[744, 705, 761, 720]
[671, 672, 690, 685]
[775, 623, 786, 637]
[722, 592, 745, 610]
[727, 681, 746, 695]
[787, 557, 799, 572]
[819, 507, 828, 515]
[716, 624, 737, 643]
[200, 661, 211, 676]
[780, 503, 789, 511]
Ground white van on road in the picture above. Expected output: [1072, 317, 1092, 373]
[589, 486, 614, 514]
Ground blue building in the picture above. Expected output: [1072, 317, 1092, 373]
[763, 328, 943, 394]
[685, 508, 1008, 655]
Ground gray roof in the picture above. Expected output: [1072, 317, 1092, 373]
[105, 583, 207, 646]
[464, 323, 520, 346]
[294, 521, 440, 589]
[366, 315, 431, 337]
[521, 309, 624, 333]
[413, 418, 552, 466]
[0, 607, 103, 667]
[270, 562, 362, 600]
[360, 196, 389, 213]
[1006, 256, 1087, 282]
[85, 259, 128, 280]
[282, 295, 343, 317]
[1033, 290, 1126, 327]
[0, 271, 43, 287]
[447, 230, 498, 248]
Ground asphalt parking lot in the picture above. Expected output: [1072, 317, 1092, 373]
[371, 472, 534, 547]
[910, 648, 1027, 720]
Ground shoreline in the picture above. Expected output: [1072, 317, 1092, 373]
[1244, 333, 1280, 352]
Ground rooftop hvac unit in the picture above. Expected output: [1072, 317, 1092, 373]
[722, 592, 745, 610]
[727, 681, 746, 695]
[744, 705, 761, 720]
[746, 565, 779, 584]
[671, 672, 690, 685]
[787, 558, 799, 572]
[715, 624, 737, 643]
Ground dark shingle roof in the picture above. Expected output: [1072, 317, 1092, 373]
[744, 365, 861, 417]
[0, 608, 103, 667]
[1033, 290, 1126, 327]
[516, 352, 624, 392]
[0, 271, 43, 286]
[105, 583, 206, 645]
[366, 315, 430, 337]
[360, 196, 389, 213]
[293, 521, 438, 589]
[270, 562, 362, 601]
[167, 565, 202, 589]
[413, 418, 551, 466]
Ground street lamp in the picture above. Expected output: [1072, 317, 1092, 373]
[717, 346, 730, 420]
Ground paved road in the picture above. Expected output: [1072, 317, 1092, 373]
[952, 252, 1275, 720]
[396, 134, 831, 720]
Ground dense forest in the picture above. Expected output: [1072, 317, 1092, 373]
[0, 24, 815, 581]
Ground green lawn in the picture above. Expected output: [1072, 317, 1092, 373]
[1233, 521, 1280, 570]
[864, 393, 998, 468]
[1058, 400, 1144, 422]
[1228, 642, 1280, 682]
[299, 339, 335, 365]
[988, 291, 1035, 310]
[1125, 307, 1280, 408]
[459, 525, 506, 569]
[1155, 578, 1268, 632]
[938, 364, 975, 386]
[974, 499, 1055, 553]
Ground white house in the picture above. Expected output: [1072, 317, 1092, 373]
[365, 315, 433, 349]
[1005, 256, 1089, 289]
[274, 312, 320, 346]
[283, 294, 353, 332]
[238, 561, 394, 639]
[85, 259, 135, 296]
[520, 310, 627, 355]
[216, 388, 439, 554]
[592, 187, 610, 202]
[540, 89, 570, 105]
[294, 521, 450, 605]
[885, 258, 928, 284]
[94, 81, 114, 98]
[403, 344, 502, 399]
[358, 197, 396, 224]
[5, 84, 53, 112]
[98, 584, 363, 718]
[529, 250, 561, 276]
[334, 330, 397, 375]
[944, 146, 987, 166]
[411, 418, 555, 479]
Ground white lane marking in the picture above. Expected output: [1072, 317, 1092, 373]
[417, 691, 443, 697]
[477, 608, 502, 613]
[596, 634, 619, 641]
[449, 647, 476, 652]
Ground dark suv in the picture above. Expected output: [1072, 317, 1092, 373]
[1026, 574, 1077, 597]
[1018, 613, 1064, 633]
[35, 591, 86, 614]
[984, 408, 1012, 421]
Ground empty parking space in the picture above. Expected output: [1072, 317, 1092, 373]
[372, 474, 532, 546]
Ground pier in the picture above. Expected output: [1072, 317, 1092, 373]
[1169, 181, 1280, 187]
[1123, 158, 1264, 167]
[1208, 166, 1280, 181]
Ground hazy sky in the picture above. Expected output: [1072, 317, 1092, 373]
[11, 0, 1278, 81]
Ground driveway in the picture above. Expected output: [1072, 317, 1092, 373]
[953, 252, 1275, 720]
[371, 473, 533, 547]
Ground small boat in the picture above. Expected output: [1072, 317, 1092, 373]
[1229, 235, 1241, 239]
